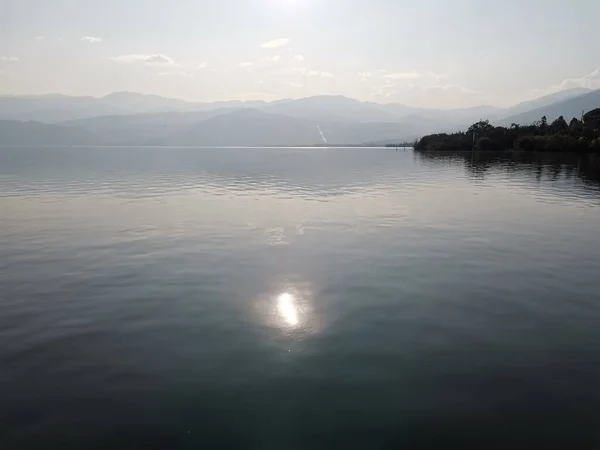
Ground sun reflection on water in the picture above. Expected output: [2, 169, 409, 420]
[253, 280, 320, 335]
[277, 292, 300, 326]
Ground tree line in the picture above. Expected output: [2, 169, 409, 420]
[385, 142, 414, 148]
[414, 108, 600, 153]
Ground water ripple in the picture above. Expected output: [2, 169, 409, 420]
[2, 146, 600, 448]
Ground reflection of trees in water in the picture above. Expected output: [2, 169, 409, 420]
[416, 151, 600, 190]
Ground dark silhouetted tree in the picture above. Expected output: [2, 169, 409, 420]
[476, 136, 495, 151]
[537, 115, 548, 134]
[583, 109, 600, 128]
[414, 112, 600, 153]
[468, 120, 494, 135]
[551, 116, 568, 133]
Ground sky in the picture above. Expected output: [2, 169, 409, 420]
[0, 0, 599, 109]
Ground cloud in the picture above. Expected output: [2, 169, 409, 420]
[280, 66, 307, 74]
[284, 81, 303, 88]
[197, 62, 208, 69]
[370, 81, 398, 98]
[306, 70, 333, 78]
[261, 38, 290, 49]
[145, 54, 174, 65]
[422, 84, 484, 97]
[82, 36, 102, 43]
[158, 71, 193, 78]
[111, 54, 175, 65]
[262, 55, 281, 62]
[372, 82, 484, 108]
[280, 67, 333, 78]
[0, 56, 19, 62]
[531, 67, 600, 98]
[387, 83, 476, 97]
[383, 72, 420, 80]
[575, 67, 600, 89]
[35, 36, 45, 41]
[359, 72, 373, 83]
[239, 62, 254, 67]
[426, 71, 448, 82]
[422, 84, 480, 94]
[294, 54, 305, 61]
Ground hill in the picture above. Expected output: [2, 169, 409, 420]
[60, 108, 237, 145]
[0, 95, 120, 123]
[0, 92, 266, 123]
[262, 95, 398, 123]
[158, 109, 319, 146]
[0, 120, 97, 145]
[502, 87, 592, 118]
[158, 109, 419, 146]
[498, 89, 600, 126]
[1, 89, 598, 146]
[1, 89, 594, 134]
[0, 109, 420, 147]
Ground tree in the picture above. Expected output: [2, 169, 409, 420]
[476, 136, 495, 151]
[551, 116, 568, 132]
[514, 136, 535, 151]
[468, 120, 494, 135]
[583, 109, 600, 128]
[537, 115, 548, 134]
[414, 111, 600, 154]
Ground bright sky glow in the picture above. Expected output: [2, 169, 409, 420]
[1, 0, 599, 108]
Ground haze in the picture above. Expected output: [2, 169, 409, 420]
[1, 0, 599, 109]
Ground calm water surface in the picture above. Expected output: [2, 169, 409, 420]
[1, 147, 600, 449]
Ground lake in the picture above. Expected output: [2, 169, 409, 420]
[1, 146, 600, 449]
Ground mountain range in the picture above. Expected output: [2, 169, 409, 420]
[0, 88, 598, 146]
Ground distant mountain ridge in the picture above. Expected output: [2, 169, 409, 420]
[503, 87, 592, 117]
[0, 88, 598, 146]
[2, 88, 592, 126]
[498, 89, 600, 126]
[156, 108, 421, 146]
[0, 120, 96, 145]
[0, 92, 266, 122]
[61, 108, 240, 145]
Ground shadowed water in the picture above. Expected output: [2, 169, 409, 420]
[1, 147, 600, 449]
